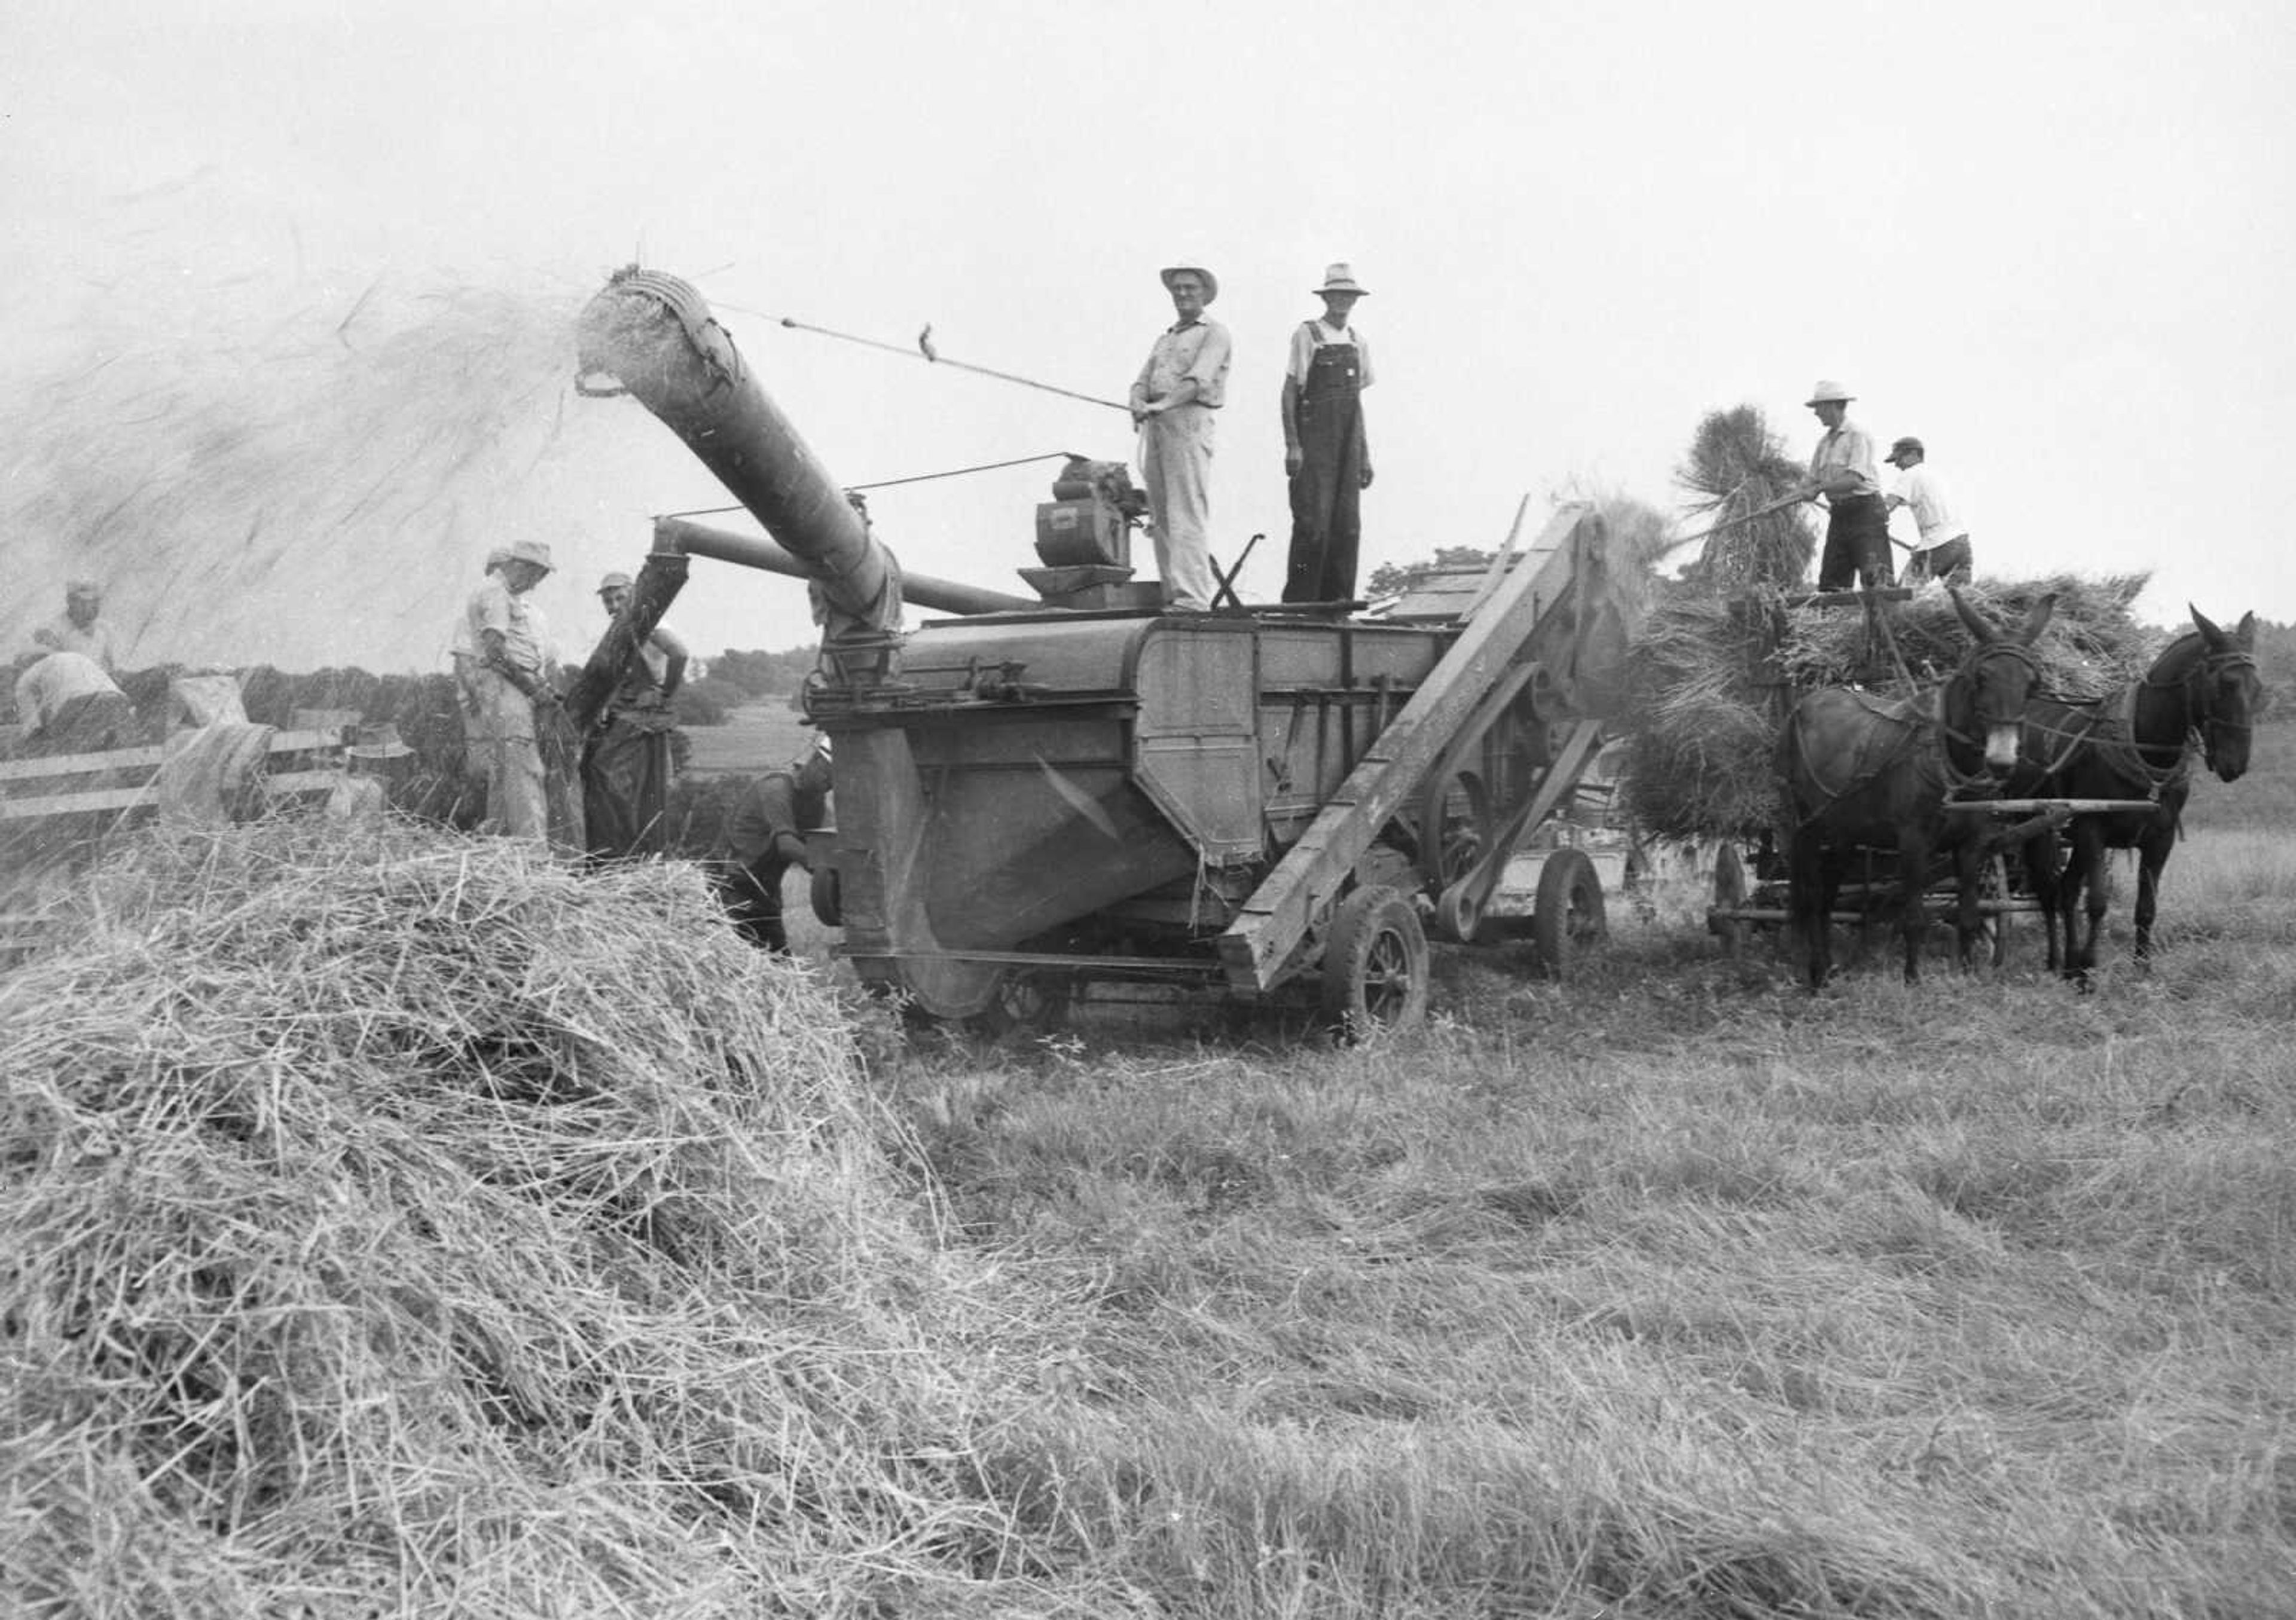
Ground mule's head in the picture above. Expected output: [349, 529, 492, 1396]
[2189, 604, 2263, 781]
[1949, 588, 2057, 775]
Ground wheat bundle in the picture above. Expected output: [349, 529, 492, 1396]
[1677, 406, 1817, 589]
[0, 821, 1013, 1615]
[1615, 574, 2161, 840]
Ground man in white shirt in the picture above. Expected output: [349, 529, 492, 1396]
[1129, 265, 1232, 611]
[1797, 380, 1893, 591]
[12, 650, 132, 753]
[457, 540, 555, 839]
[1281, 263, 1376, 603]
[32, 580, 121, 672]
[1882, 436, 1972, 584]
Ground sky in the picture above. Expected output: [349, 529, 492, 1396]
[3, 0, 2292, 670]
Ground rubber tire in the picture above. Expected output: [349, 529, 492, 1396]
[1532, 848, 1607, 980]
[1318, 885, 1430, 1040]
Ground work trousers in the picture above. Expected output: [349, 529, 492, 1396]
[465, 668, 549, 840]
[1906, 535, 1974, 585]
[1284, 344, 1366, 603]
[1816, 493, 1895, 590]
[1139, 404, 1217, 610]
[581, 711, 671, 860]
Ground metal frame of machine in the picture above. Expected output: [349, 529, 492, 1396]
[569, 267, 1635, 1035]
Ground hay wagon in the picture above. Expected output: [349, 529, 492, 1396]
[1689, 587, 2147, 968]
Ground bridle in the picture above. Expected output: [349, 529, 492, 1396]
[2147, 643, 2258, 773]
[1933, 639, 2044, 793]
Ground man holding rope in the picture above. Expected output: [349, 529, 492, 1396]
[1797, 380, 1894, 591]
[1129, 264, 1231, 612]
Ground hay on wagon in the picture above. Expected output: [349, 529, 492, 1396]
[1615, 573, 2163, 842]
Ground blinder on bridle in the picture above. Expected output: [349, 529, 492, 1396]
[2183, 648, 2259, 770]
[1962, 638, 2045, 723]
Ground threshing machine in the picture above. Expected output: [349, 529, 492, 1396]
[570, 268, 1636, 1033]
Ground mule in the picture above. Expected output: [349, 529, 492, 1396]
[2012, 606, 2261, 979]
[1780, 589, 2058, 989]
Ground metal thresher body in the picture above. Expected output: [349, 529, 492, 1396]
[573, 268, 1634, 1030]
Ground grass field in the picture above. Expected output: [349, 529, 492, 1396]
[681, 699, 814, 776]
[823, 723, 2296, 1615]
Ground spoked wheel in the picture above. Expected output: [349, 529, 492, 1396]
[1319, 885, 1430, 1041]
[964, 971, 1073, 1041]
[1709, 843, 1747, 956]
[1532, 848, 1607, 979]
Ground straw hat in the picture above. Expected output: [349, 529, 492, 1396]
[1804, 380, 1855, 406]
[1315, 263, 1369, 297]
[1159, 265, 1219, 303]
[505, 539, 554, 573]
[346, 720, 414, 759]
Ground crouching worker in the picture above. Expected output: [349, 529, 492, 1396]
[13, 651, 133, 755]
[713, 737, 833, 953]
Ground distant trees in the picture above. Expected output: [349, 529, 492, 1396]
[707, 647, 816, 699]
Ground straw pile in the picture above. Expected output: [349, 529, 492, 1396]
[0, 821, 1016, 1615]
[1616, 574, 2163, 840]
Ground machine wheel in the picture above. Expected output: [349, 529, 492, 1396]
[810, 864, 842, 928]
[1532, 848, 1607, 979]
[1318, 885, 1430, 1040]
[1709, 843, 1747, 956]
[964, 971, 1073, 1041]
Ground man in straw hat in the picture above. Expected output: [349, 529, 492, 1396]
[1882, 436, 1973, 585]
[456, 539, 557, 840]
[1796, 381, 1894, 591]
[1128, 264, 1232, 611]
[581, 570, 689, 861]
[33, 579, 121, 673]
[1281, 262, 1376, 603]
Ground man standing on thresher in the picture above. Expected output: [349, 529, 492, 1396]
[1882, 436, 1973, 585]
[456, 540, 557, 840]
[581, 570, 688, 860]
[1797, 380, 1894, 591]
[1281, 264, 1375, 603]
[1129, 264, 1231, 612]
[33, 579, 121, 672]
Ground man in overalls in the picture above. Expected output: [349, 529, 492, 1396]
[1281, 264, 1376, 603]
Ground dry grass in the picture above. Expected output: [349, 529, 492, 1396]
[9, 802, 2294, 1616]
[0, 820, 1064, 1617]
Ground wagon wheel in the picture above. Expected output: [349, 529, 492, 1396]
[1708, 843, 1747, 956]
[810, 863, 842, 927]
[1532, 848, 1607, 980]
[1319, 885, 1430, 1041]
[1978, 852, 2014, 969]
[964, 971, 1073, 1041]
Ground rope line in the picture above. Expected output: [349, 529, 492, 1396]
[655, 450, 1086, 524]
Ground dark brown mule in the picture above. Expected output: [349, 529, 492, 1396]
[1780, 589, 2059, 989]
[2012, 606, 2261, 977]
